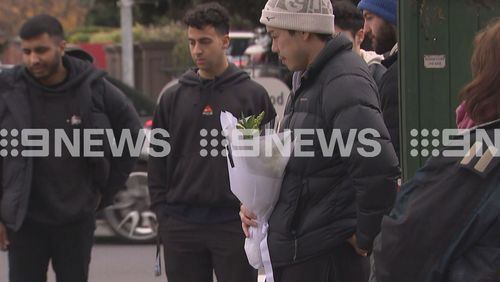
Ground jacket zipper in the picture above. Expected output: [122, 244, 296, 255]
[293, 238, 298, 262]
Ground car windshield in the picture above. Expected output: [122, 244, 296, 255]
[228, 37, 254, 56]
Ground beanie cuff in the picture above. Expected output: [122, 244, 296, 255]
[260, 10, 334, 34]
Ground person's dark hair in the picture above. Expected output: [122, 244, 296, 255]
[460, 18, 500, 124]
[332, 0, 364, 38]
[19, 14, 64, 40]
[183, 2, 230, 35]
[287, 30, 332, 42]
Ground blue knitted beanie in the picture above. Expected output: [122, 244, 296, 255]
[357, 0, 397, 25]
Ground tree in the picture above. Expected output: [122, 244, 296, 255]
[86, 0, 121, 27]
[0, 0, 93, 39]
[162, 0, 269, 28]
[206, 0, 268, 28]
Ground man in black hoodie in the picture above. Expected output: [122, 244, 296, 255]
[0, 15, 141, 282]
[148, 3, 276, 282]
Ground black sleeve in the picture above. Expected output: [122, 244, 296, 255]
[253, 83, 277, 129]
[324, 74, 400, 251]
[368, 63, 387, 90]
[101, 80, 142, 206]
[147, 88, 172, 216]
[378, 64, 400, 160]
[0, 100, 5, 221]
[0, 154, 3, 222]
[0, 76, 7, 222]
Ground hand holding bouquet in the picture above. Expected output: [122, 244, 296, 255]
[221, 111, 292, 282]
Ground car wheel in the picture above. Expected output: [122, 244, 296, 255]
[103, 171, 157, 242]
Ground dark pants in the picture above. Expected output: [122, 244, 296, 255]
[159, 216, 258, 282]
[7, 216, 95, 282]
[273, 243, 370, 282]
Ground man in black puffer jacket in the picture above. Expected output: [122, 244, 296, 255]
[240, 1, 400, 281]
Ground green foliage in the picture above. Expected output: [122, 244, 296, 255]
[85, 0, 269, 29]
[67, 26, 117, 43]
[187, 0, 268, 28]
[79, 0, 274, 67]
[88, 30, 121, 43]
[66, 22, 192, 68]
[230, 14, 254, 30]
[85, 0, 120, 27]
[133, 22, 192, 67]
[236, 111, 266, 139]
[133, 0, 169, 25]
[68, 32, 91, 43]
[237, 111, 266, 130]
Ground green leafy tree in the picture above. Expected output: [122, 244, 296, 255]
[0, 0, 93, 39]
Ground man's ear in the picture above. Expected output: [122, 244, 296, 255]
[302, 31, 312, 41]
[222, 34, 230, 49]
[58, 40, 67, 55]
[354, 29, 365, 47]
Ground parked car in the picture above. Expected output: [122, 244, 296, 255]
[227, 31, 256, 68]
[0, 63, 13, 72]
[227, 29, 292, 87]
[98, 75, 156, 243]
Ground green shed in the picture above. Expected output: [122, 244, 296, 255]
[399, 0, 500, 179]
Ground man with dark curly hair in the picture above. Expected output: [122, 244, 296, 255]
[148, 2, 276, 282]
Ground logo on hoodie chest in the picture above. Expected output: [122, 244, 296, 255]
[202, 105, 213, 116]
[67, 115, 82, 125]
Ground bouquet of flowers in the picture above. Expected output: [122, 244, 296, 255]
[220, 111, 292, 282]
